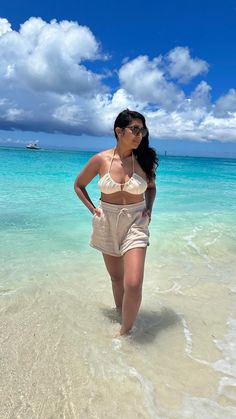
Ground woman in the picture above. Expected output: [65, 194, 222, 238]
[74, 109, 158, 335]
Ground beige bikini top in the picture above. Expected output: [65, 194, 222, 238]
[98, 149, 148, 195]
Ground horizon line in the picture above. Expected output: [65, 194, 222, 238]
[1, 144, 236, 159]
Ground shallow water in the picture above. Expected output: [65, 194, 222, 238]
[0, 147, 236, 418]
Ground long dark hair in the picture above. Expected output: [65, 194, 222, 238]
[114, 109, 158, 181]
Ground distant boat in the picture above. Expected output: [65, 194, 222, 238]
[26, 142, 41, 150]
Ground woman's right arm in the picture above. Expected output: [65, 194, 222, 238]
[74, 154, 102, 214]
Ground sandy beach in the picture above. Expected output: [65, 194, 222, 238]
[1, 148, 236, 418]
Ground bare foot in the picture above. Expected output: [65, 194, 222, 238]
[114, 327, 131, 337]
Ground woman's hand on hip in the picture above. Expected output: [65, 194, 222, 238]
[93, 207, 102, 217]
[142, 208, 151, 223]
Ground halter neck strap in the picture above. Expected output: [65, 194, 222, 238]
[108, 148, 116, 173]
[108, 148, 134, 175]
[132, 152, 135, 174]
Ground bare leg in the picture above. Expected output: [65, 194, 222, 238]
[102, 254, 124, 310]
[120, 247, 147, 335]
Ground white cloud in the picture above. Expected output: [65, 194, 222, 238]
[214, 89, 236, 117]
[190, 81, 212, 110]
[119, 55, 185, 109]
[0, 137, 27, 145]
[0, 18, 12, 36]
[0, 18, 236, 143]
[145, 108, 236, 142]
[0, 17, 104, 95]
[166, 47, 209, 82]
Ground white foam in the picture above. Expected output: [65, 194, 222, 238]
[0, 287, 18, 296]
[213, 318, 236, 377]
[128, 367, 161, 419]
[205, 237, 219, 246]
[182, 226, 217, 265]
[180, 316, 193, 355]
[179, 396, 236, 419]
[182, 317, 236, 406]
[183, 233, 201, 254]
[218, 376, 236, 402]
[155, 281, 185, 295]
[111, 338, 122, 351]
[173, 313, 236, 417]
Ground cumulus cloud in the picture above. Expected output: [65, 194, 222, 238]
[145, 107, 236, 143]
[0, 18, 12, 36]
[214, 89, 236, 117]
[190, 81, 211, 109]
[118, 55, 185, 110]
[166, 46, 209, 82]
[0, 17, 104, 95]
[0, 17, 236, 142]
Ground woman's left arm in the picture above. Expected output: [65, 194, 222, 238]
[143, 179, 156, 221]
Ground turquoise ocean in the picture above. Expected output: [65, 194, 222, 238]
[0, 146, 236, 418]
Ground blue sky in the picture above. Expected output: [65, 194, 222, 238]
[0, 0, 236, 156]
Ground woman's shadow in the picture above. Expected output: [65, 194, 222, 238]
[101, 306, 181, 344]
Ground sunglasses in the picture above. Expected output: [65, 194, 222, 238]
[126, 125, 148, 137]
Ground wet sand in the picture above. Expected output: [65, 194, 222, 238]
[1, 255, 236, 419]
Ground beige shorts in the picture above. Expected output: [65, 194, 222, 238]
[90, 200, 150, 257]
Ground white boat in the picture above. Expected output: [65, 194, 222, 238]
[26, 142, 41, 150]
